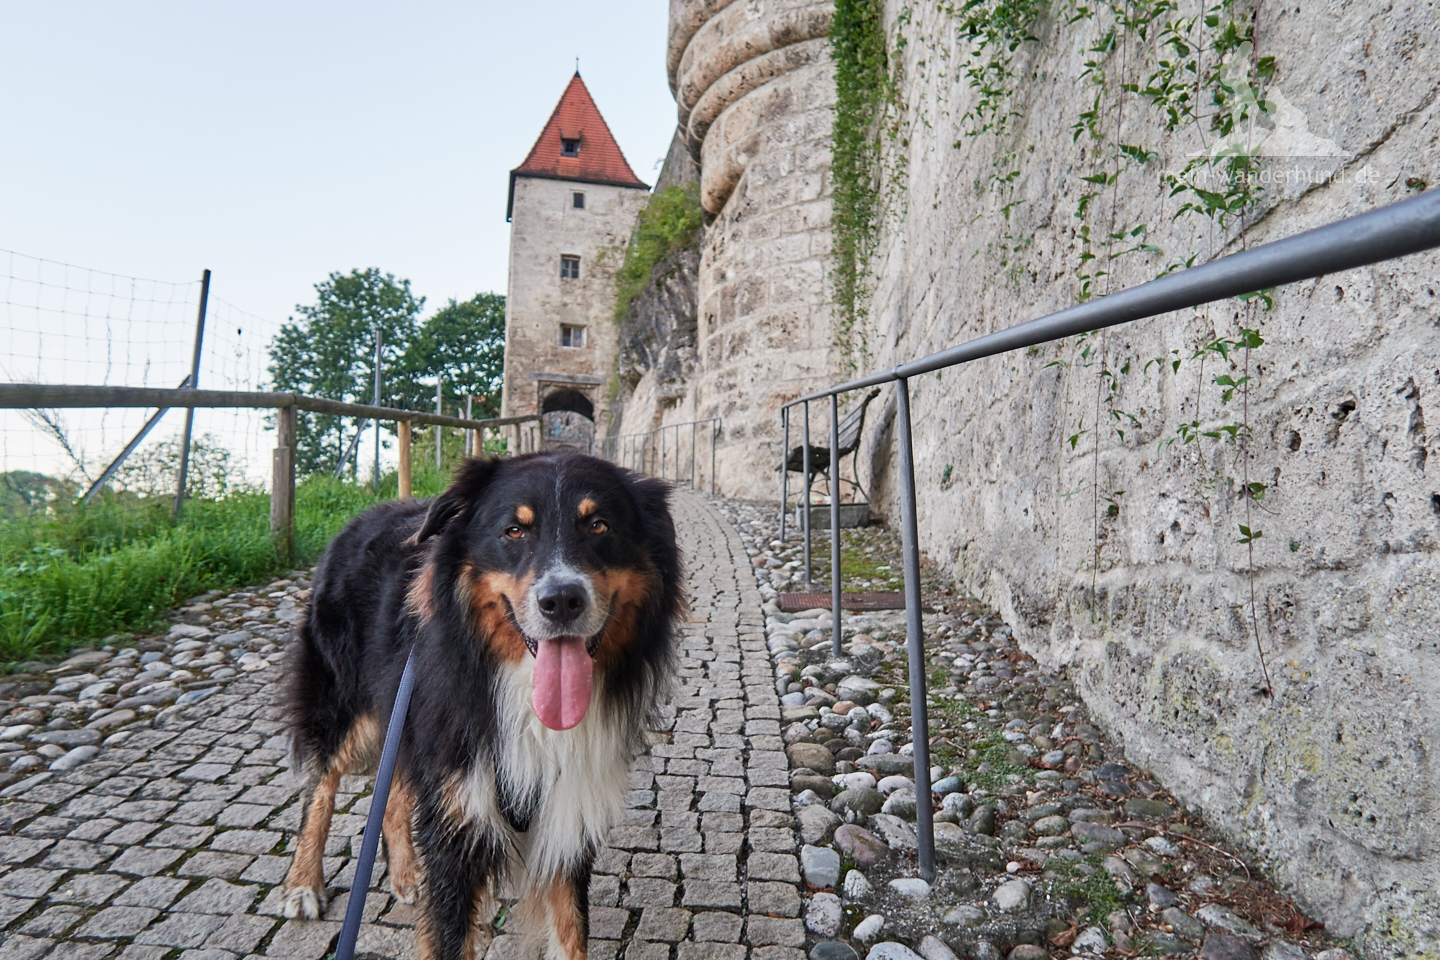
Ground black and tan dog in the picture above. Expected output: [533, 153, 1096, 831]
[281, 452, 682, 960]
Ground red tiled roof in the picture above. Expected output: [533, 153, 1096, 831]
[508, 74, 649, 219]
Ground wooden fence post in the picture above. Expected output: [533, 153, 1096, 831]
[398, 420, 412, 500]
[271, 405, 296, 563]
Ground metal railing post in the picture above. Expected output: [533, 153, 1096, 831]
[691, 421, 697, 488]
[173, 268, 210, 517]
[710, 420, 716, 496]
[779, 407, 789, 541]
[895, 377, 935, 883]
[271, 404, 297, 565]
[373, 328, 383, 491]
[801, 401, 812, 585]
[829, 394, 843, 657]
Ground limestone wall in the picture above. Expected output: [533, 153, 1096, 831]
[643, 0, 838, 496]
[500, 176, 650, 431]
[854, 0, 1440, 951]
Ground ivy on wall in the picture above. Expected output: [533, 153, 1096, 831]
[875, 0, 1287, 690]
[831, 0, 894, 372]
[612, 183, 704, 324]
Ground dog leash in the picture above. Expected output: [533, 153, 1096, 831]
[334, 648, 417, 960]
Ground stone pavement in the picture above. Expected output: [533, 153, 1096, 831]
[0, 490, 806, 960]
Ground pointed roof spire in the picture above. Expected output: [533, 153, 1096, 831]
[507, 74, 648, 219]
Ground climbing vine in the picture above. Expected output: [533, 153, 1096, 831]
[831, 0, 899, 372]
[612, 183, 704, 324]
[918, 0, 1284, 688]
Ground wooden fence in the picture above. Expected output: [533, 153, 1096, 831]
[0, 384, 541, 561]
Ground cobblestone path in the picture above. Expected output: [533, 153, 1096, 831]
[0, 490, 806, 960]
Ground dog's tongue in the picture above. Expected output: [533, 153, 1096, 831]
[531, 635, 593, 730]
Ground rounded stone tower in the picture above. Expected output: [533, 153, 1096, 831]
[666, 0, 837, 497]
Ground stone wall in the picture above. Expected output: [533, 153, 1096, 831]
[500, 176, 650, 431]
[620, 4, 1436, 946]
[852, 1, 1440, 953]
[618, 0, 838, 496]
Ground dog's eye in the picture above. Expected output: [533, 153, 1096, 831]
[504, 526, 525, 540]
[589, 519, 609, 535]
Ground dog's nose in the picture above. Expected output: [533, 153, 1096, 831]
[538, 581, 587, 626]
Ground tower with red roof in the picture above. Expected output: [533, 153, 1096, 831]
[499, 72, 650, 443]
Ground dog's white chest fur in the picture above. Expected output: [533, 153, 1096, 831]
[446, 660, 634, 879]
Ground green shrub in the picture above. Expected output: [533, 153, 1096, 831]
[612, 183, 703, 324]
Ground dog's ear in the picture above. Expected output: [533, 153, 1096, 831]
[412, 457, 501, 544]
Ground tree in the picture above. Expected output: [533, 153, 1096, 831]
[394, 293, 507, 419]
[269, 269, 424, 474]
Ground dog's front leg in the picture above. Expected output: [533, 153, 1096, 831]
[533, 858, 593, 960]
[281, 767, 341, 919]
[381, 776, 418, 903]
[413, 799, 504, 960]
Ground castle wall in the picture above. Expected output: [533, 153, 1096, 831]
[854, 1, 1440, 950]
[641, 0, 837, 497]
[501, 176, 650, 432]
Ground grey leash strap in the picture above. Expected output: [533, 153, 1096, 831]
[334, 649, 417, 960]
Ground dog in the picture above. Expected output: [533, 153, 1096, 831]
[281, 451, 682, 960]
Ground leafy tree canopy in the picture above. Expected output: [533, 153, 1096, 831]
[394, 293, 506, 419]
[268, 270, 506, 475]
[269, 269, 424, 474]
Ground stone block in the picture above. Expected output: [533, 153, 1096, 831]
[134, 912, 227, 948]
[681, 881, 742, 908]
[263, 919, 340, 959]
[173, 879, 258, 914]
[634, 907, 693, 942]
[2, 868, 64, 898]
[19, 904, 85, 938]
[177, 852, 254, 879]
[692, 911, 744, 941]
[678, 944, 747, 960]
[204, 914, 278, 954]
[109, 847, 185, 877]
[747, 881, 801, 917]
[111, 876, 187, 910]
[679, 853, 737, 881]
[747, 853, 801, 882]
[588, 906, 630, 940]
[746, 916, 806, 947]
[624, 878, 677, 909]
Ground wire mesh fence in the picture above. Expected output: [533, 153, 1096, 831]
[1, 250, 278, 506]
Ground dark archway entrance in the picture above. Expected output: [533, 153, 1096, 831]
[542, 389, 594, 420]
[541, 388, 595, 451]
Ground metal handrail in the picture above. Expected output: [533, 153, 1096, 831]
[777, 190, 1440, 883]
[596, 417, 721, 494]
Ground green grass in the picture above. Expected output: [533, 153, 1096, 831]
[1047, 855, 1127, 925]
[0, 464, 456, 665]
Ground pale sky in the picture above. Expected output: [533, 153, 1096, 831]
[1, 2, 677, 483]
[1, 1, 677, 327]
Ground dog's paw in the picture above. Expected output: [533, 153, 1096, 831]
[390, 875, 417, 904]
[281, 886, 325, 920]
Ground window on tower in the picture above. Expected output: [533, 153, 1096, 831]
[560, 255, 580, 279]
[572, 191, 585, 209]
[561, 138, 581, 157]
[560, 324, 586, 348]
